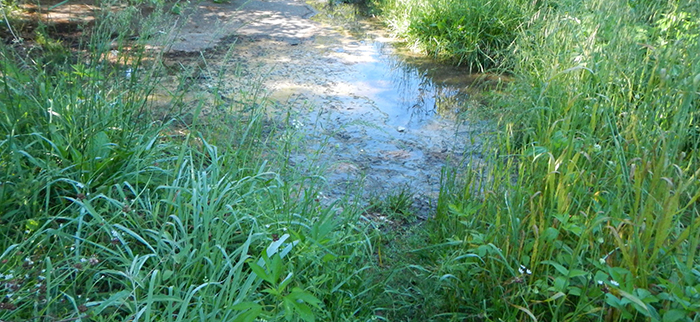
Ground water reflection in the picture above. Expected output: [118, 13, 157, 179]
[309, 2, 477, 130]
[345, 40, 469, 130]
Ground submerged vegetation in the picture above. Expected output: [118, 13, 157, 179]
[0, 0, 699, 321]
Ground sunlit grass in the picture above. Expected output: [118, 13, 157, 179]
[0, 2, 378, 321]
[369, 0, 537, 71]
[381, 0, 700, 320]
[2, 0, 699, 320]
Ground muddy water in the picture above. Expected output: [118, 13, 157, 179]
[171, 1, 494, 217]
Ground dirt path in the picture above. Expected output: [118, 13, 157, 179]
[165, 0, 321, 51]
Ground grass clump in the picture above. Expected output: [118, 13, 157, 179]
[366, 185, 416, 224]
[369, 0, 538, 71]
[0, 3, 379, 321]
[387, 0, 700, 320]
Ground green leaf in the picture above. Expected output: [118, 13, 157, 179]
[510, 303, 537, 322]
[634, 288, 657, 303]
[619, 290, 651, 317]
[568, 287, 582, 296]
[89, 131, 112, 159]
[267, 234, 290, 256]
[270, 254, 283, 284]
[605, 293, 623, 310]
[553, 276, 568, 292]
[542, 227, 559, 242]
[148, 295, 183, 303]
[292, 301, 315, 322]
[568, 269, 588, 278]
[283, 297, 295, 321]
[449, 202, 483, 217]
[231, 302, 263, 322]
[321, 253, 337, 262]
[25, 219, 40, 232]
[162, 270, 174, 281]
[279, 272, 294, 292]
[93, 290, 131, 314]
[48, 0, 69, 10]
[525, 145, 549, 157]
[231, 302, 262, 311]
[663, 309, 688, 322]
[262, 287, 281, 296]
[248, 261, 272, 284]
[113, 224, 157, 253]
[542, 260, 569, 276]
[289, 288, 322, 308]
[544, 291, 566, 302]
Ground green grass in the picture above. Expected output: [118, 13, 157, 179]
[374, 0, 700, 320]
[0, 3, 380, 321]
[2, 0, 700, 321]
[369, 0, 538, 71]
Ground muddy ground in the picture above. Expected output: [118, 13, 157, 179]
[3, 0, 495, 219]
[165, 0, 491, 218]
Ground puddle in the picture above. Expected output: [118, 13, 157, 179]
[162, 0, 496, 217]
[6, 0, 497, 218]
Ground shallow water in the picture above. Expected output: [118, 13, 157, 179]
[167, 0, 496, 216]
[269, 37, 488, 213]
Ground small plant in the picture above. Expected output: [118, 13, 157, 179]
[245, 241, 324, 321]
[366, 185, 416, 224]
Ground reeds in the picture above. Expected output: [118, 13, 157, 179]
[407, 0, 700, 320]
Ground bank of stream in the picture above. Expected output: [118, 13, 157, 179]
[161, 0, 499, 218]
